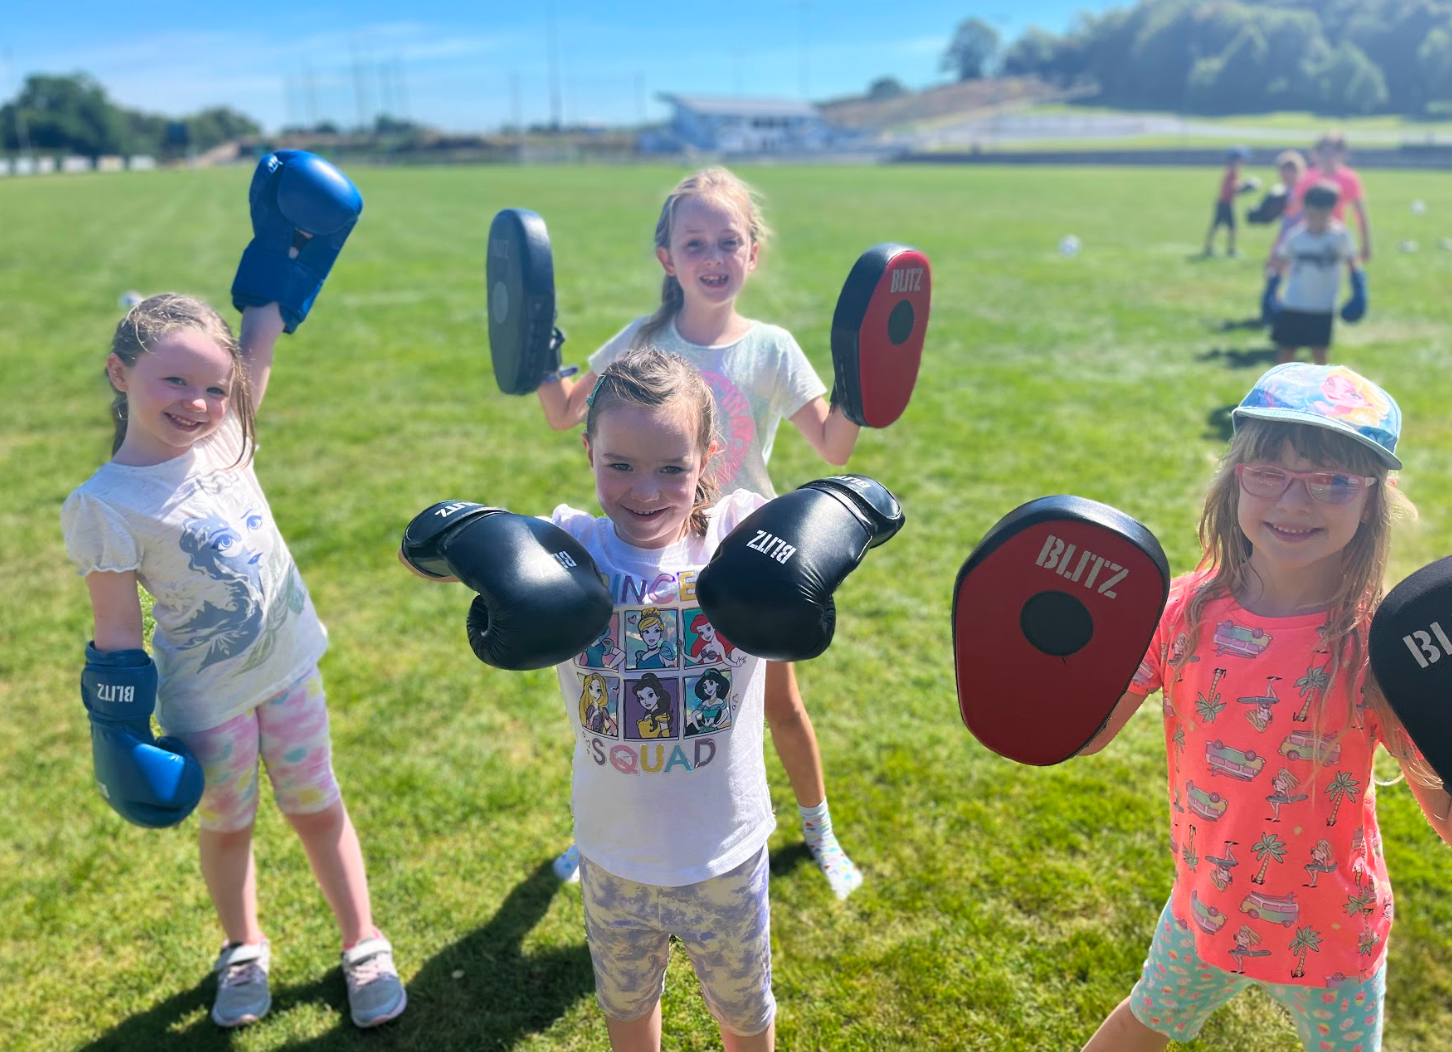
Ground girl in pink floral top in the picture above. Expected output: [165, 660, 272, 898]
[1077, 363, 1452, 1052]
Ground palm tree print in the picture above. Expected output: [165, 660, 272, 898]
[1288, 925, 1322, 978]
[1292, 664, 1330, 723]
[1325, 772, 1362, 826]
[1251, 832, 1287, 884]
[1196, 668, 1227, 724]
[1357, 928, 1380, 957]
[1172, 726, 1185, 771]
[1343, 887, 1376, 918]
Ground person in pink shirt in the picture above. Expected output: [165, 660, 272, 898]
[1284, 132, 1373, 261]
[1074, 363, 1452, 1052]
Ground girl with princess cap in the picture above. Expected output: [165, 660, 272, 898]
[1075, 363, 1451, 1052]
[412, 348, 780, 1049]
[60, 297, 405, 1029]
[535, 166, 865, 899]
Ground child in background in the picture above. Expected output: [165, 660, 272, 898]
[1203, 145, 1258, 257]
[1285, 132, 1373, 262]
[61, 297, 405, 1029]
[535, 167, 865, 899]
[1269, 182, 1364, 365]
[1076, 363, 1451, 1052]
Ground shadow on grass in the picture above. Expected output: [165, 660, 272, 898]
[1211, 315, 1271, 333]
[1197, 346, 1278, 370]
[77, 861, 595, 1052]
[1205, 404, 1236, 442]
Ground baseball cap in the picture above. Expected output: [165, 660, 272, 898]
[1233, 363, 1402, 469]
[1227, 145, 1251, 161]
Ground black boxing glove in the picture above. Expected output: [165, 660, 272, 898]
[696, 476, 903, 662]
[402, 501, 612, 670]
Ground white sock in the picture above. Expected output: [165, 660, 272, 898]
[799, 797, 863, 900]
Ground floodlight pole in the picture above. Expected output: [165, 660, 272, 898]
[2, 48, 31, 158]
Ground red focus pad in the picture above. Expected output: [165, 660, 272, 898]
[487, 208, 562, 395]
[1368, 556, 1452, 786]
[955, 496, 1170, 766]
[829, 244, 931, 427]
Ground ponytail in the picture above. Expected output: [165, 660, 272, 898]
[635, 275, 686, 350]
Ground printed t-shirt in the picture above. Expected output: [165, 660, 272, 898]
[550, 490, 774, 886]
[1131, 573, 1392, 985]
[60, 415, 328, 733]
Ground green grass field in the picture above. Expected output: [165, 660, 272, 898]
[2, 163, 1451, 1052]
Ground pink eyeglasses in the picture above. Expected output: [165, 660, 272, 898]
[1235, 463, 1377, 506]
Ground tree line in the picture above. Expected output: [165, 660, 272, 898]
[942, 0, 1452, 116]
[2, 73, 260, 158]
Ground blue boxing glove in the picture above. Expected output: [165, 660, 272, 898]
[231, 150, 362, 332]
[1341, 269, 1368, 323]
[81, 644, 204, 828]
[1260, 273, 1282, 323]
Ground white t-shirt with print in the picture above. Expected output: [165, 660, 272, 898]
[588, 317, 827, 498]
[61, 416, 328, 734]
[1276, 222, 1358, 313]
[550, 489, 774, 886]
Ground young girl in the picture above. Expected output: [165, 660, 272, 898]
[61, 296, 405, 1029]
[535, 166, 864, 898]
[1077, 363, 1451, 1052]
[416, 349, 779, 1050]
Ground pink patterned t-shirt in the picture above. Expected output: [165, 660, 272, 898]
[1131, 573, 1392, 985]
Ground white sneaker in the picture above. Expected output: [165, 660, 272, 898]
[552, 843, 581, 883]
[342, 934, 407, 1028]
[212, 940, 271, 1027]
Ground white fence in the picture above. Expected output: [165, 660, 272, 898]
[0, 154, 159, 176]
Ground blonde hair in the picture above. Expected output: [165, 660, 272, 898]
[585, 348, 719, 537]
[1274, 150, 1306, 179]
[107, 294, 254, 466]
[635, 167, 770, 349]
[578, 672, 609, 725]
[1169, 419, 1413, 758]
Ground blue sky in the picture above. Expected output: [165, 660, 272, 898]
[3, 1, 1117, 133]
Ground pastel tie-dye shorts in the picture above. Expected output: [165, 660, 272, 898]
[173, 668, 341, 833]
[579, 845, 774, 1037]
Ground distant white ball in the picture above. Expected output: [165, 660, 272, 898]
[118, 290, 144, 309]
[1399, 239, 1418, 253]
[1411, 199, 1426, 214]
[1059, 235, 1081, 257]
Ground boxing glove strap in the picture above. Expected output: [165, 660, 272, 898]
[82, 644, 158, 723]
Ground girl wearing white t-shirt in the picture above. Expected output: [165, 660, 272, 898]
[537, 166, 865, 900]
[61, 295, 404, 1030]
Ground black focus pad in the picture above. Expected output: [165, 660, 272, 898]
[955, 496, 1170, 766]
[487, 208, 563, 395]
[830, 243, 931, 428]
[1368, 557, 1452, 786]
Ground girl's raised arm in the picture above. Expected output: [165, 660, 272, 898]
[789, 396, 860, 467]
[85, 570, 145, 651]
[239, 303, 286, 412]
[538, 369, 597, 430]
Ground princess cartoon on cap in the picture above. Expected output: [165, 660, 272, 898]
[1074, 362, 1452, 1052]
